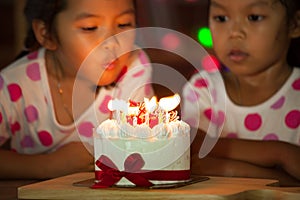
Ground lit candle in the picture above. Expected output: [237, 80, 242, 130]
[128, 105, 139, 126]
[158, 94, 181, 123]
[133, 116, 138, 127]
[108, 99, 128, 123]
[144, 96, 157, 125]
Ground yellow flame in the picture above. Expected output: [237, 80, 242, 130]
[159, 93, 181, 112]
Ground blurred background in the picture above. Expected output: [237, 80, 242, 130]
[0, 0, 214, 72]
[0, 0, 27, 69]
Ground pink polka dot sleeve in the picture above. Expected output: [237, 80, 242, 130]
[182, 73, 214, 131]
[0, 75, 12, 145]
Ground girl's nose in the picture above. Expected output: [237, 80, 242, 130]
[101, 27, 120, 51]
[229, 20, 246, 39]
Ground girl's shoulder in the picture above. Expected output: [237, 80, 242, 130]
[287, 67, 300, 91]
[292, 66, 300, 76]
[286, 67, 300, 89]
[0, 48, 46, 82]
[186, 70, 224, 92]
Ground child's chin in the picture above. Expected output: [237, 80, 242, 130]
[97, 78, 115, 87]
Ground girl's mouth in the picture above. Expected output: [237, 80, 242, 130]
[228, 50, 249, 62]
[103, 60, 117, 70]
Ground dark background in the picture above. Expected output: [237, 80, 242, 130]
[0, 0, 210, 70]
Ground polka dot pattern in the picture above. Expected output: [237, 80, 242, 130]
[24, 105, 39, 123]
[244, 114, 262, 131]
[139, 51, 149, 65]
[285, 110, 300, 129]
[10, 121, 21, 135]
[78, 122, 94, 138]
[133, 69, 145, 78]
[263, 134, 279, 141]
[26, 63, 41, 81]
[204, 109, 213, 121]
[271, 96, 285, 110]
[27, 51, 38, 60]
[194, 78, 209, 88]
[186, 89, 200, 103]
[8, 84, 22, 102]
[21, 135, 35, 148]
[183, 68, 300, 147]
[292, 78, 300, 90]
[38, 131, 53, 147]
[204, 108, 225, 126]
[0, 48, 155, 154]
[99, 95, 112, 114]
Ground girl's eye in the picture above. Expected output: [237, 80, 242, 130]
[81, 26, 98, 31]
[213, 15, 228, 23]
[118, 23, 134, 29]
[248, 15, 264, 22]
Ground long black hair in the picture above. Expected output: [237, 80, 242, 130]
[24, 0, 67, 52]
[15, 0, 66, 59]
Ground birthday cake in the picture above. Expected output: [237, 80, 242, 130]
[93, 94, 191, 188]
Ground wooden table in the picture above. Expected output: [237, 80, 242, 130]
[18, 172, 300, 200]
[0, 179, 38, 200]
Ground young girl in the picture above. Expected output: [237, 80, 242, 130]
[183, 0, 300, 186]
[0, 0, 153, 179]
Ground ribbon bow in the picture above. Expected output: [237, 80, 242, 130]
[92, 153, 153, 188]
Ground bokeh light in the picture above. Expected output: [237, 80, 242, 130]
[197, 27, 213, 48]
[161, 33, 181, 50]
[202, 54, 221, 73]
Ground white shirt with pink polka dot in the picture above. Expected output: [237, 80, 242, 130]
[0, 48, 154, 154]
[182, 68, 300, 146]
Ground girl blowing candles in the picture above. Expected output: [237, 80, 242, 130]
[0, 0, 153, 179]
[183, 0, 300, 186]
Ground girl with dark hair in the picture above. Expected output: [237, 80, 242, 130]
[183, 0, 300, 186]
[0, 0, 153, 179]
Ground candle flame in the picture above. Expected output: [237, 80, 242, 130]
[159, 93, 181, 112]
[144, 96, 157, 113]
[108, 99, 128, 113]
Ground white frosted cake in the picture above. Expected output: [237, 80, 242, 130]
[93, 95, 191, 188]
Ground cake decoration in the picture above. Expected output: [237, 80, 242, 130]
[108, 94, 180, 128]
[93, 94, 191, 188]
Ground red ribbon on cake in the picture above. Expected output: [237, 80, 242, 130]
[92, 153, 190, 188]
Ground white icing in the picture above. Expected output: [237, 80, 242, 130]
[96, 119, 190, 139]
[94, 119, 191, 186]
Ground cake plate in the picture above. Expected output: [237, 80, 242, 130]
[73, 175, 209, 189]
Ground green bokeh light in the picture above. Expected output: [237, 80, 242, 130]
[197, 27, 213, 48]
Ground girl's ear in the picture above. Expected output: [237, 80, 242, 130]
[289, 10, 300, 38]
[32, 19, 57, 50]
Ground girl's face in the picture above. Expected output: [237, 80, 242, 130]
[209, 0, 293, 77]
[53, 0, 136, 86]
